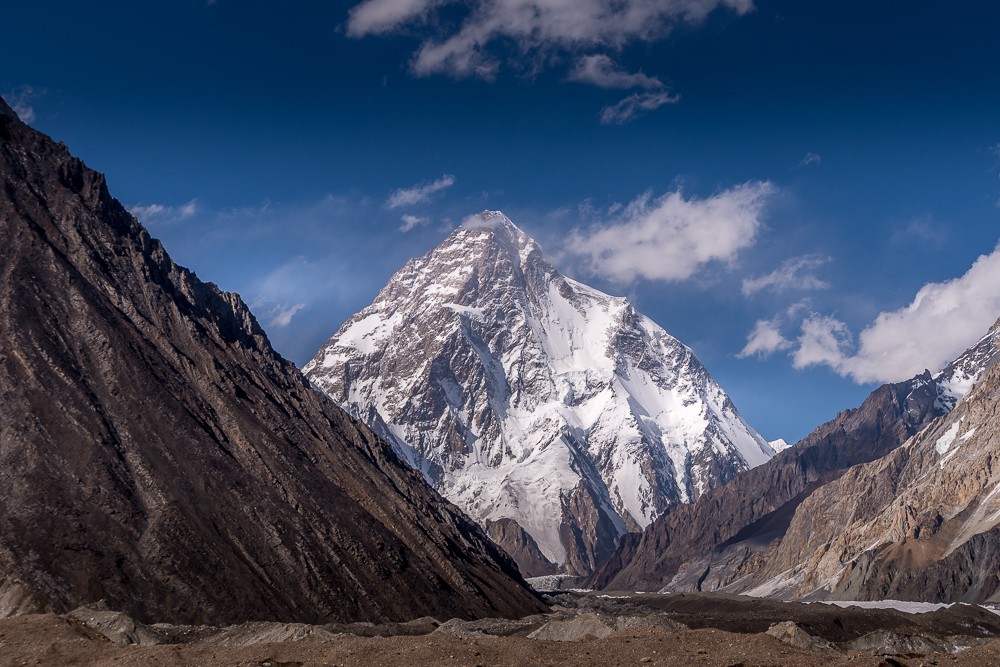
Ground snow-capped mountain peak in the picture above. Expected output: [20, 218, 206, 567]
[305, 211, 776, 575]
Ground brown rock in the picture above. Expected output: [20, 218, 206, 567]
[0, 96, 545, 625]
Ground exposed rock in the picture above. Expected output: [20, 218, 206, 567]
[67, 603, 164, 646]
[528, 611, 686, 641]
[487, 518, 558, 577]
[589, 322, 999, 592]
[528, 613, 619, 641]
[0, 95, 545, 625]
[843, 630, 967, 656]
[742, 335, 1000, 602]
[199, 622, 341, 647]
[765, 621, 841, 656]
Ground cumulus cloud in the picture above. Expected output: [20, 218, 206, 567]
[399, 213, 430, 232]
[600, 91, 680, 124]
[386, 174, 456, 208]
[567, 181, 776, 284]
[738, 317, 794, 359]
[741, 254, 831, 296]
[790, 243, 1000, 383]
[347, 0, 755, 78]
[128, 199, 199, 225]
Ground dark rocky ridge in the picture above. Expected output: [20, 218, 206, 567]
[0, 97, 545, 624]
[587, 371, 948, 591]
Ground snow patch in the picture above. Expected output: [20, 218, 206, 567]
[935, 422, 961, 456]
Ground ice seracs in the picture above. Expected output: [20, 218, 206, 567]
[305, 211, 776, 575]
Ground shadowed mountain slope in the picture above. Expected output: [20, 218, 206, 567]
[0, 97, 544, 625]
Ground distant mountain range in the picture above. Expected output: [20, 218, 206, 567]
[588, 317, 1000, 600]
[306, 211, 777, 576]
[0, 96, 543, 624]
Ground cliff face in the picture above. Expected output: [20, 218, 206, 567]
[746, 332, 1000, 602]
[0, 98, 544, 625]
[589, 318, 1000, 597]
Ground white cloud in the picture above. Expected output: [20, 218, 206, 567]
[738, 317, 794, 359]
[128, 199, 200, 225]
[567, 181, 775, 284]
[792, 314, 854, 371]
[599, 91, 680, 124]
[799, 152, 821, 167]
[386, 174, 456, 208]
[347, 0, 442, 36]
[267, 303, 307, 329]
[568, 54, 664, 90]
[790, 243, 1000, 383]
[347, 0, 755, 78]
[399, 213, 430, 232]
[741, 254, 831, 296]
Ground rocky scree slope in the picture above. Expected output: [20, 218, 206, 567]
[588, 320, 1000, 592]
[0, 97, 544, 625]
[306, 212, 775, 576]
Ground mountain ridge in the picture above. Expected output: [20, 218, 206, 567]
[0, 96, 544, 624]
[306, 211, 776, 575]
[587, 316, 1000, 593]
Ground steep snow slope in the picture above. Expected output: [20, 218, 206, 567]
[306, 212, 774, 575]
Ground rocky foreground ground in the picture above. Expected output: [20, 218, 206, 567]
[4, 592, 1000, 666]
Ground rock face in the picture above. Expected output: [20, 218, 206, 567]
[305, 213, 775, 576]
[741, 319, 1000, 601]
[0, 97, 544, 625]
[588, 320, 1000, 593]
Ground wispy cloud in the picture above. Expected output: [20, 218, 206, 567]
[128, 199, 199, 225]
[399, 213, 430, 232]
[4, 85, 45, 124]
[386, 174, 456, 209]
[568, 55, 664, 90]
[567, 55, 678, 123]
[347, 0, 754, 79]
[799, 152, 822, 167]
[741, 254, 831, 297]
[890, 215, 948, 248]
[567, 181, 775, 285]
[788, 243, 1000, 383]
[600, 91, 680, 124]
[267, 303, 306, 329]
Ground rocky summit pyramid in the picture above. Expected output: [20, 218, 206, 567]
[588, 317, 1000, 595]
[305, 212, 776, 576]
[0, 98, 544, 625]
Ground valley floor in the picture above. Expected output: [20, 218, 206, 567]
[5, 592, 1000, 666]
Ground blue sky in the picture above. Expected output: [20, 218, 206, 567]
[4, 0, 1000, 442]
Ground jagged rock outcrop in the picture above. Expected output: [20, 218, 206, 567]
[0, 97, 544, 625]
[305, 213, 775, 575]
[588, 321, 1000, 592]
